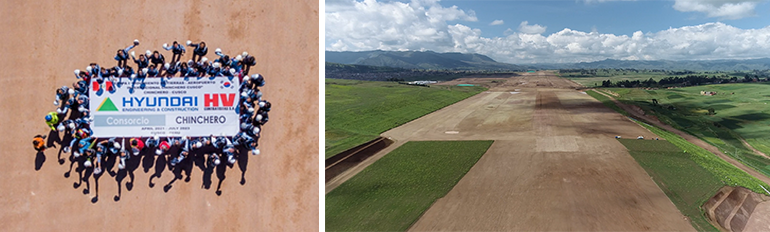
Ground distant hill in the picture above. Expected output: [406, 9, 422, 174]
[534, 58, 770, 71]
[327, 50, 770, 71]
[326, 50, 527, 71]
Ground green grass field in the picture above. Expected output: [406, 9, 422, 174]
[619, 139, 722, 231]
[602, 84, 770, 177]
[325, 79, 486, 158]
[325, 140, 494, 231]
[587, 89, 770, 195]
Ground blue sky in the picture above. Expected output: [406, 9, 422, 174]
[446, 0, 770, 37]
[325, 0, 770, 63]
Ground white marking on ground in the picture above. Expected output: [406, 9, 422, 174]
[445, 131, 459, 134]
[510, 92, 520, 94]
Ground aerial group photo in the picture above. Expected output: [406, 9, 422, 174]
[0, 0, 318, 231]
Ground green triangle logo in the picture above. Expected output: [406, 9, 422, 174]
[98, 97, 119, 111]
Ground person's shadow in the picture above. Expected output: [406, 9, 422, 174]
[148, 152, 167, 188]
[34, 151, 46, 171]
[236, 147, 250, 185]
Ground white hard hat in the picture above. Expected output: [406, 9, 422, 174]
[142, 68, 148, 73]
[196, 142, 203, 148]
[155, 149, 162, 155]
[146, 50, 151, 56]
[163, 43, 168, 47]
[117, 69, 123, 75]
[253, 127, 260, 134]
[253, 149, 260, 155]
[114, 142, 121, 149]
[84, 160, 92, 167]
[248, 107, 255, 113]
[134, 39, 140, 44]
[256, 114, 263, 121]
[131, 74, 137, 78]
[241, 91, 248, 98]
[154, 135, 159, 140]
[68, 122, 75, 129]
[258, 101, 266, 108]
[57, 124, 66, 131]
[215, 48, 222, 53]
[229, 68, 236, 74]
[186, 40, 192, 45]
[182, 136, 188, 141]
[68, 89, 75, 95]
[214, 159, 221, 165]
[164, 63, 170, 69]
[201, 57, 208, 62]
[235, 55, 242, 61]
[86, 66, 92, 73]
[251, 74, 258, 80]
[242, 52, 248, 57]
[74, 69, 80, 75]
[213, 62, 220, 68]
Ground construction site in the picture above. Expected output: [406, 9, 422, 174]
[326, 71, 770, 231]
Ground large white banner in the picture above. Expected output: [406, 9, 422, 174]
[89, 76, 241, 137]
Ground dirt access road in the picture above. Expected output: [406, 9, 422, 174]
[329, 71, 694, 230]
[0, 1, 318, 231]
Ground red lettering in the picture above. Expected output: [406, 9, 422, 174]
[220, 93, 236, 107]
[92, 81, 100, 92]
[204, 94, 218, 107]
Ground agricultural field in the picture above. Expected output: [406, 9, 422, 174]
[619, 139, 723, 231]
[602, 84, 770, 178]
[325, 140, 494, 231]
[325, 79, 486, 158]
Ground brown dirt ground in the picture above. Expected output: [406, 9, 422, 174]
[745, 201, 770, 231]
[327, 71, 693, 230]
[0, 1, 318, 231]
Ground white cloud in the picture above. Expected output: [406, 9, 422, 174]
[674, 0, 760, 19]
[518, 21, 547, 34]
[326, 0, 770, 63]
[326, 0, 477, 52]
[490, 20, 504, 26]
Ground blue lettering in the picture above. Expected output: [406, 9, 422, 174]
[171, 97, 181, 106]
[135, 97, 145, 107]
[123, 97, 133, 107]
[159, 97, 168, 106]
[182, 97, 194, 106]
[147, 97, 157, 107]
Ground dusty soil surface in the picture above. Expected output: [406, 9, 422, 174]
[745, 201, 770, 231]
[0, 1, 318, 231]
[328, 71, 692, 230]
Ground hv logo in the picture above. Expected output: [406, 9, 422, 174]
[204, 93, 236, 107]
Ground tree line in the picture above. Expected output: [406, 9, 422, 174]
[600, 74, 766, 88]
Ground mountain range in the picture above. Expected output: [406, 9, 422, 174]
[326, 50, 770, 71]
[326, 50, 526, 71]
